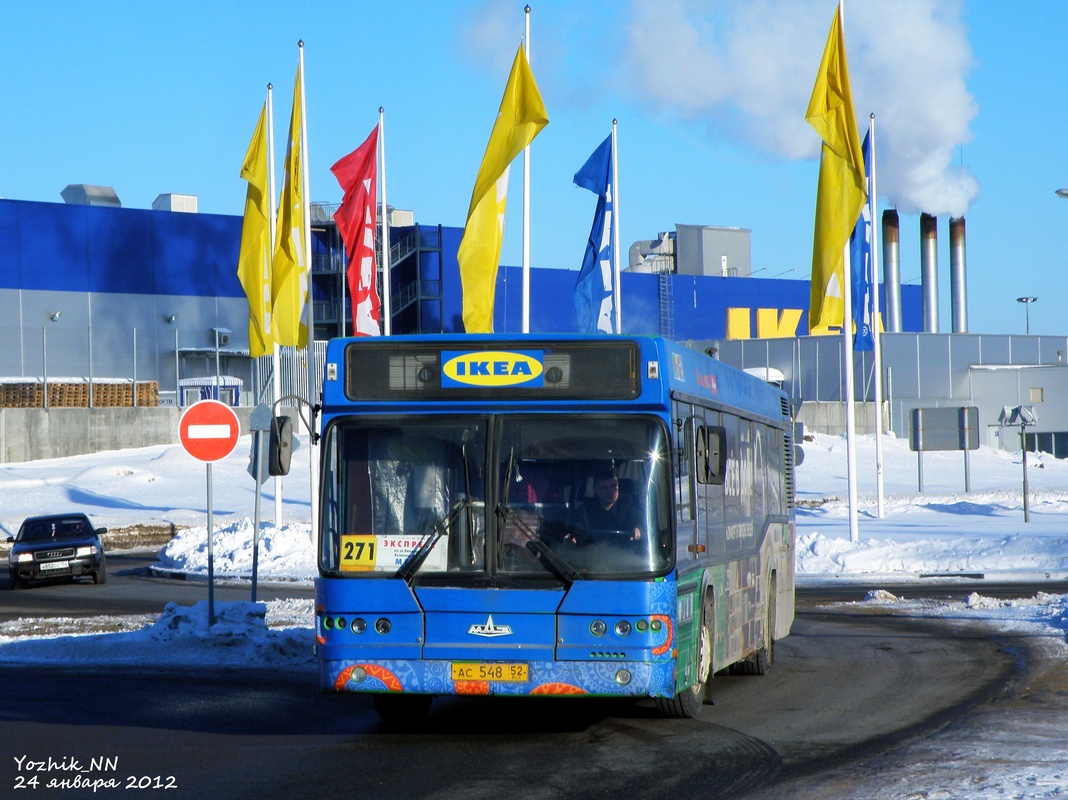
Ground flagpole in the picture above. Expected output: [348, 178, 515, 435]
[298, 40, 320, 540]
[840, 0, 859, 544]
[338, 176, 346, 337]
[266, 82, 284, 532]
[379, 106, 391, 335]
[611, 119, 621, 334]
[869, 113, 885, 518]
[521, 4, 531, 333]
[843, 253, 860, 543]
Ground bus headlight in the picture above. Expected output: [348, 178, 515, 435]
[590, 620, 607, 636]
[614, 620, 632, 637]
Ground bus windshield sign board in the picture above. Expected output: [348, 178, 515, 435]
[441, 350, 545, 389]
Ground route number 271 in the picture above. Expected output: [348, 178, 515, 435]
[340, 535, 377, 571]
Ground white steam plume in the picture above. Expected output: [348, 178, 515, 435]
[625, 0, 979, 217]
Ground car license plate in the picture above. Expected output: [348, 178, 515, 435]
[451, 662, 529, 683]
[39, 561, 69, 571]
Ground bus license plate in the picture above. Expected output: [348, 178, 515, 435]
[451, 662, 529, 683]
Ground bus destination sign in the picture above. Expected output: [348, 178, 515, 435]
[441, 350, 544, 389]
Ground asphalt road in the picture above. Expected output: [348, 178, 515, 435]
[0, 551, 314, 622]
[0, 555, 1030, 799]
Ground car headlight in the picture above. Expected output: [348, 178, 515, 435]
[75, 545, 98, 557]
[11, 552, 34, 564]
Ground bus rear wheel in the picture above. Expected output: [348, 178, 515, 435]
[655, 597, 713, 719]
[372, 693, 433, 728]
[734, 587, 775, 676]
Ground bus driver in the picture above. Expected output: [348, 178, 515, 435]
[577, 466, 642, 542]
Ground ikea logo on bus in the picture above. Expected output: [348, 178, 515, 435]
[441, 350, 545, 389]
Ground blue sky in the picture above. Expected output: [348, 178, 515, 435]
[3, 1, 1067, 336]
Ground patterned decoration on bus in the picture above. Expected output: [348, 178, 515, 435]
[530, 683, 587, 695]
[650, 615, 674, 656]
[334, 664, 403, 692]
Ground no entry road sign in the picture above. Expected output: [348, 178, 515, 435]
[179, 400, 240, 462]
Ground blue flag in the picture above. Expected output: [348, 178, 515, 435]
[849, 130, 875, 351]
[574, 135, 615, 334]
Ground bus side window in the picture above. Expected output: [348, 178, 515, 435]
[690, 420, 726, 486]
[702, 425, 727, 485]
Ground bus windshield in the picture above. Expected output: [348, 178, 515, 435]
[319, 414, 672, 580]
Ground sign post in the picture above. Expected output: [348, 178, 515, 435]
[909, 406, 980, 494]
[179, 400, 241, 626]
[247, 404, 272, 602]
[999, 405, 1038, 522]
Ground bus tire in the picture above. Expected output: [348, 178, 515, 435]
[655, 594, 713, 718]
[372, 693, 433, 728]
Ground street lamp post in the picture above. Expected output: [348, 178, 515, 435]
[1016, 296, 1037, 335]
[211, 327, 232, 401]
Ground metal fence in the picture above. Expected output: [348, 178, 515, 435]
[248, 341, 327, 410]
[716, 332, 1068, 436]
[0, 325, 327, 411]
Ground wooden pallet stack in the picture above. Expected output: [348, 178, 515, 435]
[0, 380, 160, 408]
[0, 383, 43, 408]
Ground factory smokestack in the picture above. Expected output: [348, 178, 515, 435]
[881, 209, 902, 332]
[920, 213, 938, 333]
[949, 216, 968, 333]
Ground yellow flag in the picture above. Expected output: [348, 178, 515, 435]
[237, 103, 273, 358]
[272, 61, 308, 348]
[805, 4, 866, 332]
[457, 44, 548, 333]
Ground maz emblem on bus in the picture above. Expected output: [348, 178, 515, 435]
[467, 615, 513, 638]
[442, 350, 545, 389]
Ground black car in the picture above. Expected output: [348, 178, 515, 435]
[7, 513, 107, 589]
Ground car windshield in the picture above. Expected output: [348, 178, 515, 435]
[17, 518, 90, 542]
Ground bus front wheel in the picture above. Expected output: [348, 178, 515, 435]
[655, 596, 713, 719]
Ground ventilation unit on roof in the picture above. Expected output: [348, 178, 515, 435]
[60, 184, 121, 207]
[152, 194, 198, 213]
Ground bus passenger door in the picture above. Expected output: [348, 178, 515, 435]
[699, 413, 727, 559]
[673, 403, 698, 561]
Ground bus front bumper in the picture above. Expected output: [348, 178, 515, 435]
[321, 658, 676, 698]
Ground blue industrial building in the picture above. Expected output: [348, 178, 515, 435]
[10, 192, 1067, 462]
[0, 193, 924, 404]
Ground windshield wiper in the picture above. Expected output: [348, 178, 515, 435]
[496, 504, 581, 586]
[395, 500, 466, 583]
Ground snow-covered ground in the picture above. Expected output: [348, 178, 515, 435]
[3, 430, 1068, 796]
[3, 428, 1067, 664]
[5, 429, 1067, 585]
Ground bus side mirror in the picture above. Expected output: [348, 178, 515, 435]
[268, 416, 293, 476]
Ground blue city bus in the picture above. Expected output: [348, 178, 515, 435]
[313, 334, 797, 723]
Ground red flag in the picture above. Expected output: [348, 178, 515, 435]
[331, 125, 380, 336]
